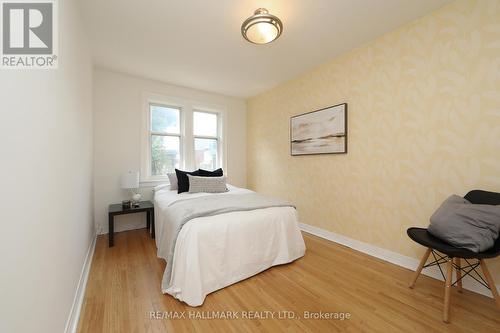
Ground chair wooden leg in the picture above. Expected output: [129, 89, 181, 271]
[409, 248, 432, 289]
[443, 258, 453, 323]
[454, 258, 463, 293]
[480, 259, 500, 309]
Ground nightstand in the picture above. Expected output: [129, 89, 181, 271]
[108, 201, 154, 247]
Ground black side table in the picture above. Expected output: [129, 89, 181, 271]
[108, 201, 155, 247]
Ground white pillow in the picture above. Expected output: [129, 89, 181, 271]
[153, 184, 170, 192]
[187, 175, 228, 193]
[167, 172, 178, 190]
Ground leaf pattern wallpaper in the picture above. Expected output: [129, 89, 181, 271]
[247, 0, 500, 281]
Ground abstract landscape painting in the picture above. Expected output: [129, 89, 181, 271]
[291, 103, 347, 155]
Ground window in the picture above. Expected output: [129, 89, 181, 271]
[193, 111, 219, 171]
[149, 104, 181, 176]
[141, 94, 226, 185]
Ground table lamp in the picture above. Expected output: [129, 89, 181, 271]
[121, 171, 141, 207]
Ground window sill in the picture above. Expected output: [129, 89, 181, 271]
[140, 179, 169, 188]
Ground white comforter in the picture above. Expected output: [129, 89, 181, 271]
[154, 185, 306, 306]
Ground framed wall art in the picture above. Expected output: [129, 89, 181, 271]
[290, 103, 347, 156]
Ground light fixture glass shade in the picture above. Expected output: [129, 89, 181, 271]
[241, 8, 283, 44]
[121, 171, 139, 189]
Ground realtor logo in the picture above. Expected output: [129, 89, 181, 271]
[1, 0, 58, 68]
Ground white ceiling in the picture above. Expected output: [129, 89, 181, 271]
[81, 0, 452, 98]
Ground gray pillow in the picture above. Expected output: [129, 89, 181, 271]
[428, 195, 500, 252]
[187, 175, 228, 193]
[167, 172, 178, 190]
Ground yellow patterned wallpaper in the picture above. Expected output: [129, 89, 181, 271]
[247, 0, 500, 281]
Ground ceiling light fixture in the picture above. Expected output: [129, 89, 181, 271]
[241, 8, 283, 44]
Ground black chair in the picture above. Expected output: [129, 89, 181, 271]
[407, 190, 500, 323]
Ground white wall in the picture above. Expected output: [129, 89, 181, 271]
[0, 1, 94, 333]
[93, 68, 247, 234]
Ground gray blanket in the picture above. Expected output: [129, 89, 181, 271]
[162, 193, 295, 287]
[428, 195, 500, 252]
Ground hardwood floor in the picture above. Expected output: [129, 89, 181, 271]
[77, 229, 500, 332]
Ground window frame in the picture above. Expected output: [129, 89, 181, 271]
[193, 110, 221, 171]
[149, 103, 183, 178]
[140, 93, 226, 186]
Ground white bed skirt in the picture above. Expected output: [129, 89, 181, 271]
[162, 206, 306, 306]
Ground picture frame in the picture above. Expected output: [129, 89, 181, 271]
[290, 103, 347, 156]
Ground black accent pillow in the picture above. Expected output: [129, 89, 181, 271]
[175, 169, 201, 194]
[197, 168, 223, 177]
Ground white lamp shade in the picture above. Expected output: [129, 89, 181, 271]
[121, 171, 139, 189]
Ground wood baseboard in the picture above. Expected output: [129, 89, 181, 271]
[64, 233, 97, 333]
[299, 223, 499, 298]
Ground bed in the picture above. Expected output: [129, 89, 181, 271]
[153, 184, 306, 306]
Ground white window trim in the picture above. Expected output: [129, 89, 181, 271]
[140, 92, 227, 187]
[192, 108, 223, 171]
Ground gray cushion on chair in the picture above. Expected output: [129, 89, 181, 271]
[428, 195, 500, 253]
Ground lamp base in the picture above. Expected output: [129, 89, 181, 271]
[132, 193, 142, 207]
